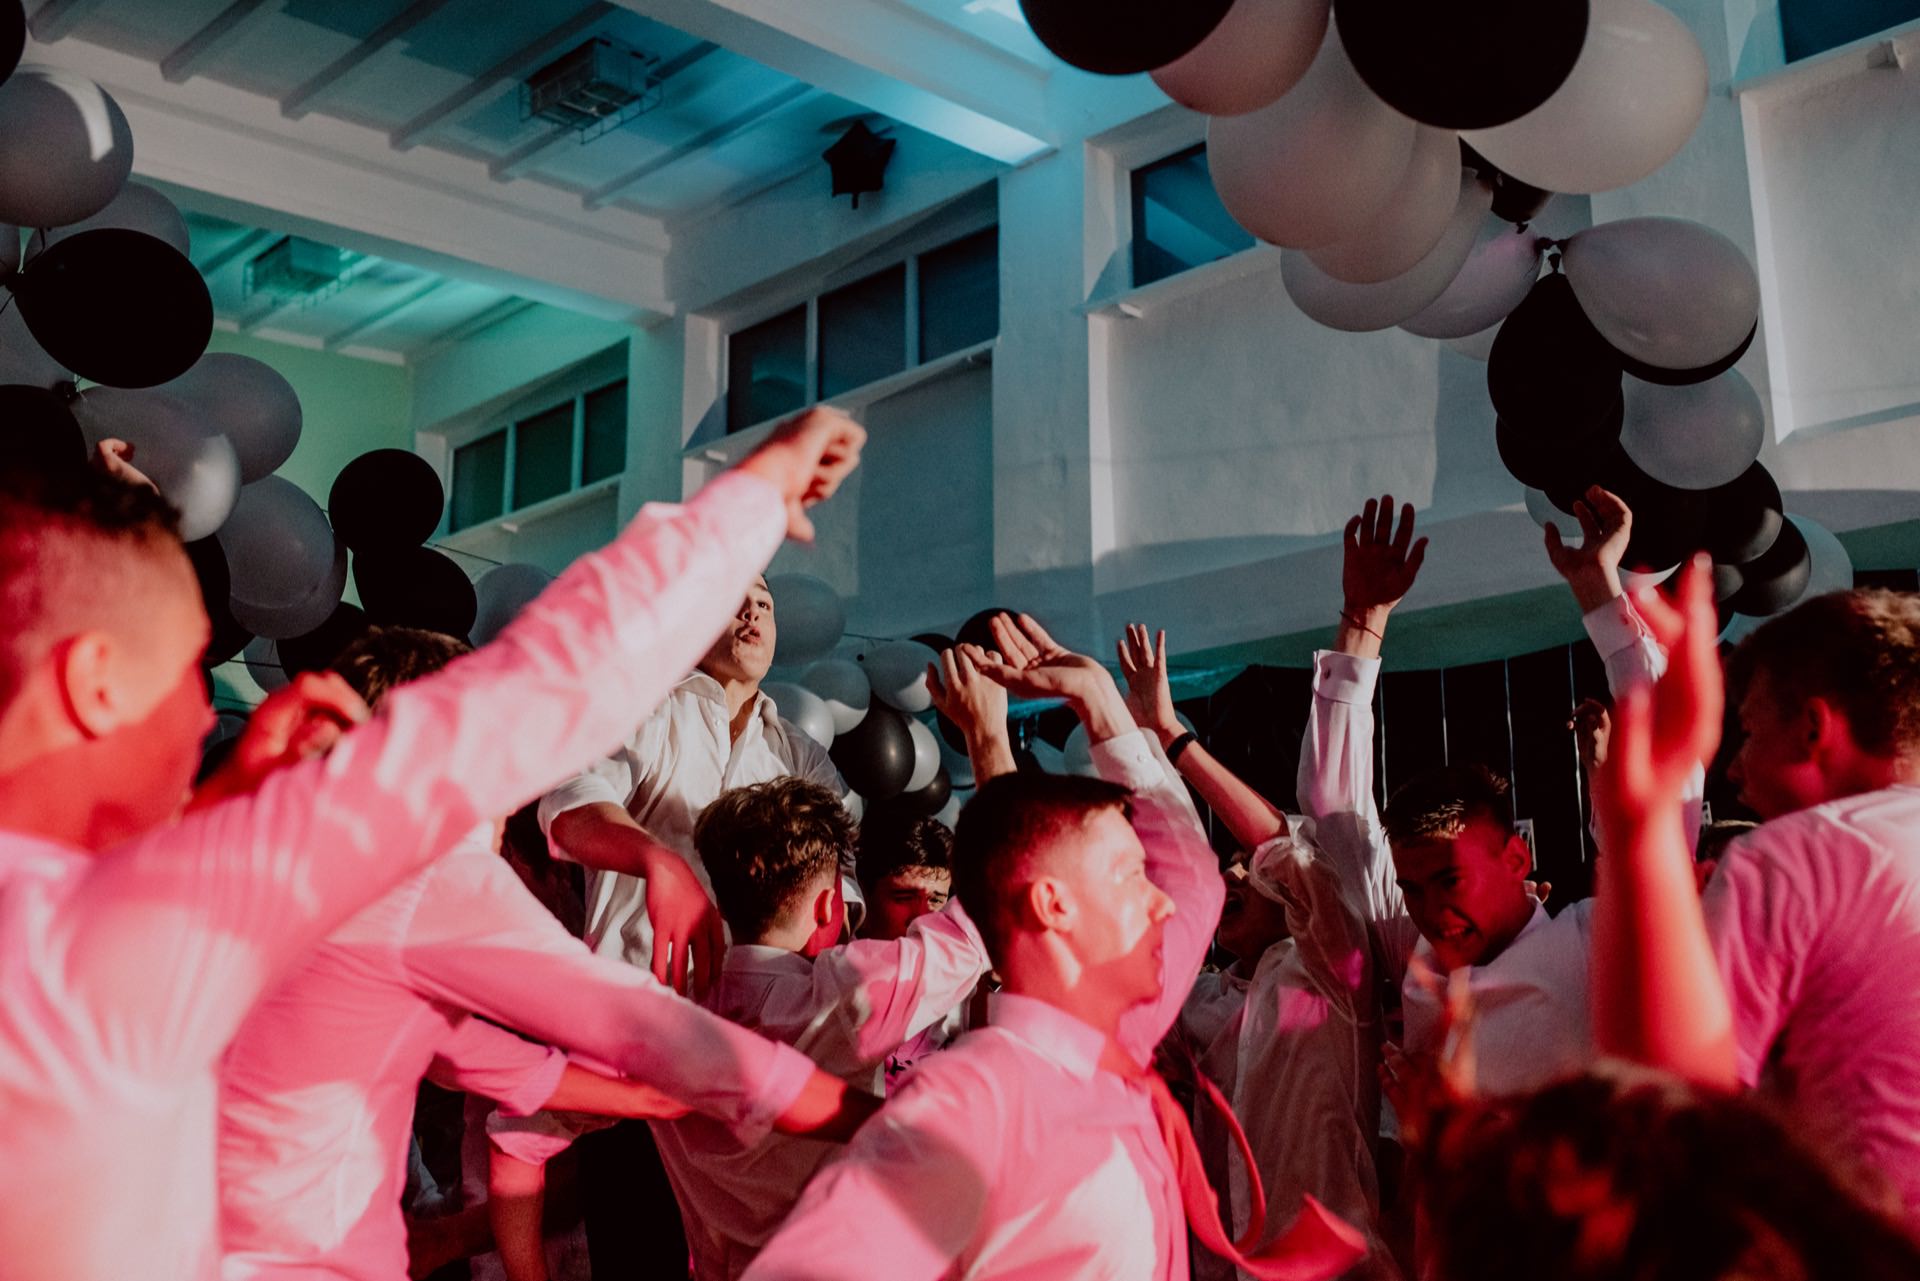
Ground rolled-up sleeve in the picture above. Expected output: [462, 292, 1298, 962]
[426, 1017, 567, 1119]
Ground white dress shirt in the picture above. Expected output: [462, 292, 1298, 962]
[1174, 819, 1400, 1281]
[1702, 783, 1920, 1215]
[218, 831, 820, 1281]
[0, 469, 797, 1281]
[539, 673, 849, 967]
[1299, 633, 1616, 1094]
[745, 731, 1228, 1281]
[652, 899, 990, 1280]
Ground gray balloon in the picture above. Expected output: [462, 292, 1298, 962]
[0, 296, 68, 388]
[32, 182, 190, 258]
[150, 353, 303, 483]
[0, 69, 134, 228]
[230, 538, 346, 640]
[470, 562, 551, 646]
[219, 475, 339, 613]
[72, 386, 241, 541]
[242, 635, 289, 694]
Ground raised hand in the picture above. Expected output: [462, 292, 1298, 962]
[1570, 697, 1612, 774]
[1592, 556, 1723, 829]
[1116, 623, 1181, 745]
[926, 644, 1007, 739]
[1343, 494, 1428, 616]
[189, 672, 370, 811]
[972, 612, 1132, 743]
[1544, 485, 1633, 613]
[736, 407, 866, 543]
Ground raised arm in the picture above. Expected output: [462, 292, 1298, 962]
[1588, 558, 1738, 1087]
[814, 899, 992, 1071]
[61, 409, 865, 1079]
[1117, 622, 1285, 852]
[974, 613, 1224, 1063]
[1247, 820, 1372, 1008]
[927, 643, 1016, 784]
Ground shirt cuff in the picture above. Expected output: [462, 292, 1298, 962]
[1087, 728, 1161, 791]
[537, 775, 628, 846]
[1312, 650, 1380, 706]
[486, 1107, 611, 1165]
[729, 1041, 819, 1145]
[1582, 595, 1651, 662]
[493, 1047, 572, 1119]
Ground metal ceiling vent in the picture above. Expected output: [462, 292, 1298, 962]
[522, 37, 663, 141]
[243, 235, 354, 304]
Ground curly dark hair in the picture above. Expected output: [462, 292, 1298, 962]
[1728, 588, 1920, 760]
[331, 626, 473, 711]
[855, 809, 953, 893]
[695, 778, 853, 941]
[1383, 764, 1513, 847]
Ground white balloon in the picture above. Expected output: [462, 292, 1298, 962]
[151, 353, 305, 483]
[1791, 515, 1854, 598]
[1621, 563, 1678, 593]
[1620, 370, 1765, 491]
[468, 562, 551, 646]
[72, 386, 241, 541]
[906, 719, 941, 793]
[1207, 26, 1417, 249]
[0, 69, 135, 228]
[1400, 217, 1545, 339]
[1281, 173, 1491, 331]
[933, 791, 964, 830]
[0, 297, 68, 388]
[842, 791, 866, 824]
[1443, 324, 1501, 361]
[1461, 0, 1708, 194]
[230, 539, 346, 640]
[1152, 0, 1331, 116]
[1523, 486, 1581, 539]
[1307, 131, 1463, 285]
[768, 573, 845, 666]
[763, 680, 836, 748]
[1562, 217, 1759, 375]
[860, 639, 938, 714]
[242, 636, 288, 694]
[219, 475, 339, 613]
[801, 658, 870, 735]
[1062, 724, 1098, 778]
[31, 183, 190, 259]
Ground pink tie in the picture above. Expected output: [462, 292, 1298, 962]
[1103, 1042, 1369, 1281]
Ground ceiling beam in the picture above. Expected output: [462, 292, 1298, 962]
[33, 36, 673, 321]
[488, 39, 721, 184]
[583, 82, 811, 211]
[192, 226, 277, 275]
[281, 0, 458, 120]
[424, 296, 538, 350]
[26, 0, 112, 43]
[611, 0, 1051, 164]
[322, 277, 448, 349]
[661, 146, 817, 229]
[161, 0, 280, 85]
[389, 3, 610, 151]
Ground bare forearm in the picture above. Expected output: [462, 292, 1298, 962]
[1168, 740, 1285, 853]
[1593, 811, 1739, 1087]
[488, 1152, 550, 1281]
[541, 1062, 688, 1119]
[1562, 564, 1624, 615]
[964, 726, 1018, 785]
[775, 1070, 882, 1140]
[1068, 681, 1137, 746]
[548, 804, 666, 876]
[1334, 603, 1391, 661]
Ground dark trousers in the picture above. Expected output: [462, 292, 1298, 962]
[577, 1118, 688, 1279]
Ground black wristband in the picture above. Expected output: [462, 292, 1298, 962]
[1165, 731, 1197, 763]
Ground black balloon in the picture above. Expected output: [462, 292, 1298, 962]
[830, 703, 915, 801]
[186, 537, 253, 667]
[1583, 446, 1711, 571]
[278, 602, 371, 677]
[1616, 322, 1758, 388]
[329, 449, 445, 552]
[1488, 274, 1623, 436]
[1701, 463, 1784, 565]
[1729, 520, 1811, 617]
[876, 766, 953, 821]
[0, 0, 23, 91]
[955, 608, 1010, 657]
[911, 632, 955, 655]
[1495, 392, 1622, 491]
[1710, 560, 1745, 604]
[352, 546, 478, 639]
[1336, 0, 1589, 130]
[1019, 0, 1234, 75]
[11, 229, 213, 388]
[0, 384, 84, 472]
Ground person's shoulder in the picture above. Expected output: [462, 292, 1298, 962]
[885, 1027, 1025, 1113]
[768, 709, 836, 774]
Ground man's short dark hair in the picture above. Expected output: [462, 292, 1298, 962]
[0, 460, 184, 708]
[1384, 764, 1514, 847]
[332, 625, 472, 710]
[1696, 820, 1757, 865]
[951, 770, 1133, 964]
[696, 778, 852, 941]
[855, 809, 953, 894]
[1729, 588, 1920, 761]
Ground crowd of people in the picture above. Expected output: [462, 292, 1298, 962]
[3, 404, 1919, 1281]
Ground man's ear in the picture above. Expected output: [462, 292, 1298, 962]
[1023, 876, 1071, 934]
[1500, 832, 1534, 880]
[53, 633, 124, 739]
[1802, 696, 1845, 762]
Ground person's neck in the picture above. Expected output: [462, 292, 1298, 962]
[753, 918, 813, 956]
[998, 968, 1128, 1041]
[1463, 897, 1538, 970]
[0, 749, 153, 853]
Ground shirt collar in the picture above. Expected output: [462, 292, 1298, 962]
[988, 992, 1108, 1081]
[723, 943, 814, 977]
[679, 670, 773, 722]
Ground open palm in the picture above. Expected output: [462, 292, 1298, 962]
[1343, 495, 1428, 613]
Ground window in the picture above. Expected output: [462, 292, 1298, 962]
[1131, 143, 1255, 288]
[447, 375, 629, 532]
[1782, 0, 1920, 60]
[724, 225, 999, 433]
